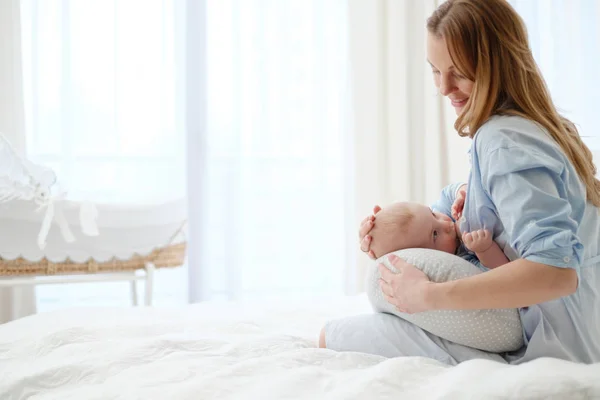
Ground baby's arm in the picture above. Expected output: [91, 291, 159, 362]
[462, 230, 509, 269]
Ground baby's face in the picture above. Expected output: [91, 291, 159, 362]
[372, 203, 459, 257]
[409, 204, 459, 254]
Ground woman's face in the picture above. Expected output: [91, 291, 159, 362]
[426, 33, 474, 115]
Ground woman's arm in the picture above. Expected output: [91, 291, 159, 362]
[460, 132, 583, 307]
[428, 258, 577, 310]
[379, 255, 577, 313]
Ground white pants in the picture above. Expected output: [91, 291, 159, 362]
[324, 312, 508, 365]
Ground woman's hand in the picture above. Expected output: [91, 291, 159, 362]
[359, 205, 381, 259]
[451, 184, 467, 220]
[378, 254, 435, 314]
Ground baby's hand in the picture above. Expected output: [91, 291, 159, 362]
[462, 229, 493, 253]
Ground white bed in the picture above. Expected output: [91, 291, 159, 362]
[1, 295, 599, 399]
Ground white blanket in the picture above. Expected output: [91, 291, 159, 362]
[1, 295, 599, 400]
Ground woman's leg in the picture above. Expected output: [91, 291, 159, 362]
[322, 313, 507, 365]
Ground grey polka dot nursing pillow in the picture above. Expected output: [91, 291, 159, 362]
[366, 248, 524, 353]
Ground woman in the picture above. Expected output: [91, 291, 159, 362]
[320, 0, 600, 365]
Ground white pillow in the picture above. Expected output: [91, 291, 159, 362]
[366, 248, 524, 353]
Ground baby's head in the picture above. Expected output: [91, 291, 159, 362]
[369, 202, 459, 259]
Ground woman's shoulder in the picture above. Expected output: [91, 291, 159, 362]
[473, 114, 557, 155]
[472, 114, 567, 175]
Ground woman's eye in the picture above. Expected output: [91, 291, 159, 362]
[432, 70, 441, 75]
[433, 230, 438, 241]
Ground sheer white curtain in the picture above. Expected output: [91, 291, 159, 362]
[19, 0, 351, 309]
[20, 0, 186, 202]
[509, 0, 600, 164]
[187, 0, 351, 301]
[20, 0, 187, 310]
[346, 0, 471, 291]
[0, 0, 37, 323]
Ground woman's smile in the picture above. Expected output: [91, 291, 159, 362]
[451, 97, 468, 108]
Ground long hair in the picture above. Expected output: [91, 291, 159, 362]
[427, 0, 600, 207]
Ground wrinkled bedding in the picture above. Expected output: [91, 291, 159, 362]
[1, 295, 599, 400]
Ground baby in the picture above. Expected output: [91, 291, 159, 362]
[368, 187, 508, 269]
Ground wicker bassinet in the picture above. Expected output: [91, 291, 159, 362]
[0, 242, 186, 276]
[0, 198, 187, 305]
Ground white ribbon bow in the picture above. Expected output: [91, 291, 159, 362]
[35, 185, 98, 249]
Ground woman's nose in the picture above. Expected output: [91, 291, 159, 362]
[439, 75, 455, 96]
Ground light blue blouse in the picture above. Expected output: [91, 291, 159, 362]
[459, 115, 600, 364]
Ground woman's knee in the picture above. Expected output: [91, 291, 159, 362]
[318, 326, 327, 348]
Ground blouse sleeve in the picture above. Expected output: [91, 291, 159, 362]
[479, 144, 584, 270]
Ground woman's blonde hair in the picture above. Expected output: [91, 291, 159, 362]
[427, 0, 600, 206]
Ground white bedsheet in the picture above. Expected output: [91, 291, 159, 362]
[1, 295, 599, 400]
